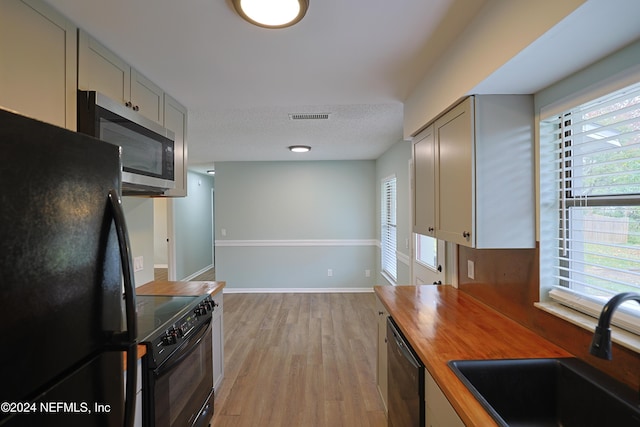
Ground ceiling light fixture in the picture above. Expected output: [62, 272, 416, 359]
[232, 0, 309, 29]
[289, 145, 311, 153]
[206, 169, 216, 175]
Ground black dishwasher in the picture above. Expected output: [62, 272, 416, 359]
[387, 317, 425, 427]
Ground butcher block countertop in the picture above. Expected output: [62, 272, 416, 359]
[124, 281, 226, 370]
[136, 280, 225, 297]
[374, 285, 572, 427]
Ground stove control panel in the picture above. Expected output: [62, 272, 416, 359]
[147, 294, 215, 367]
[194, 296, 217, 317]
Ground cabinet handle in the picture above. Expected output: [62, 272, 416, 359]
[378, 311, 384, 316]
[133, 105, 139, 112]
[428, 227, 434, 232]
[462, 231, 470, 239]
[125, 101, 132, 108]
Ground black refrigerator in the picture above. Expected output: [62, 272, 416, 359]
[0, 108, 137, 426]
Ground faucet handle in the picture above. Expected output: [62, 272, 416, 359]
[589, 325, 612, 359]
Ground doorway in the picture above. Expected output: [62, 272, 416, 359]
[411, 234, 445, 285]
[153, 198, 175, 281]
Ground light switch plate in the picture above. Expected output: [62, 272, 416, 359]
[467, 260, 475, 280]
[134, 256, 144, 272]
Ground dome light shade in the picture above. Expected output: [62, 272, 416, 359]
[232, 0, 309, 29]
[288, 145, 311, 153]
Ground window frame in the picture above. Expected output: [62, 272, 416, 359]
[539, 81, 640, 337]
[415, 233, 438, 271]
[381, 175, 397, 283]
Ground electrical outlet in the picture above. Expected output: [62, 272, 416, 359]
[134, 256, 144, 272]
[467, 260, 475, 280]
[327, 269, 333, 277]
[365, 269, 371, 278]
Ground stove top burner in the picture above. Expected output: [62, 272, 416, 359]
[135, 295, 199, 341]
[134, 293, 216, 367]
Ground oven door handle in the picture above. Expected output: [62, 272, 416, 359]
[154, 317, 212, 379]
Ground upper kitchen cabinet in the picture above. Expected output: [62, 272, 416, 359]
[433, 95, 535, 248]
[163, 94, 188, 197]
[412, 125, 436, 237]
[0, 0, 77, 130]
[78, 29, 188, 196]
[78, 30, 164, 125]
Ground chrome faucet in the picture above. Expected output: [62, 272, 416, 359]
[589, 292, 640, 359]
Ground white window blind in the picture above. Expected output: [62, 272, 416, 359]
[540, 82, 640, 334]
[381, 176, 397, 281]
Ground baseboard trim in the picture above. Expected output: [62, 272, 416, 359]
[223, 287, 375, 294]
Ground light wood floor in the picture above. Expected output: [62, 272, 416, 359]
[210, 293, 387, 427]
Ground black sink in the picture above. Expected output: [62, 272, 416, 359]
[448, 358, 640, 427]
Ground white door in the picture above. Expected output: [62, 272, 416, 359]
[412, 234, 445, 285]
[153, 198, 169, 268]
[152, 198, 176, 280]
[409, 157, 445, 286]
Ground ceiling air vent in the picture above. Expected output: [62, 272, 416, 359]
[289, 113, 331, 120]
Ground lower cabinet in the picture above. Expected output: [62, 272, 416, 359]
[211, 292, 225, 391]
[375, 295, 464, 426]
[425, 369, 464, 427]
[134, 359, 142, 427]
[123, 358, 143, 427]
[375, 295, 389, 413]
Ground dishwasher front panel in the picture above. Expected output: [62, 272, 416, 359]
[387, 317, 425, 427]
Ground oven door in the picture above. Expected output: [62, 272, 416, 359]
[145, 319, 214, 427]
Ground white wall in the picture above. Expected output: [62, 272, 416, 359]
[122, 197, 155, 286]
[153, 198, 168, 266]
[404, 0, 586, 137]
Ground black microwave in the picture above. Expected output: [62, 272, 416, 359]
[77, 90, 175, 195]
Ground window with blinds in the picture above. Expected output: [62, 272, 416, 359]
[540, 81, 640, 333]
[381, 176, 397, 282]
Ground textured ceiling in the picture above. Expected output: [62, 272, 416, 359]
[41, 0, 486, 170]
[41, 0, 640, 172]
[188, 103, 404, 161]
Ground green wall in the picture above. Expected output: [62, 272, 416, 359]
[376, 140, 412, 285]
[173, 170, 215, 280]
[214, 160, 377, 290]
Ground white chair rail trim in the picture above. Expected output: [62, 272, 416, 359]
[215, 239, 378, 247]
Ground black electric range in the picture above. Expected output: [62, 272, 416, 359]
[135, 293, 215, 368]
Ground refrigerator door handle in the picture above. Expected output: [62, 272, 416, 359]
[108, 189, 137, 427]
